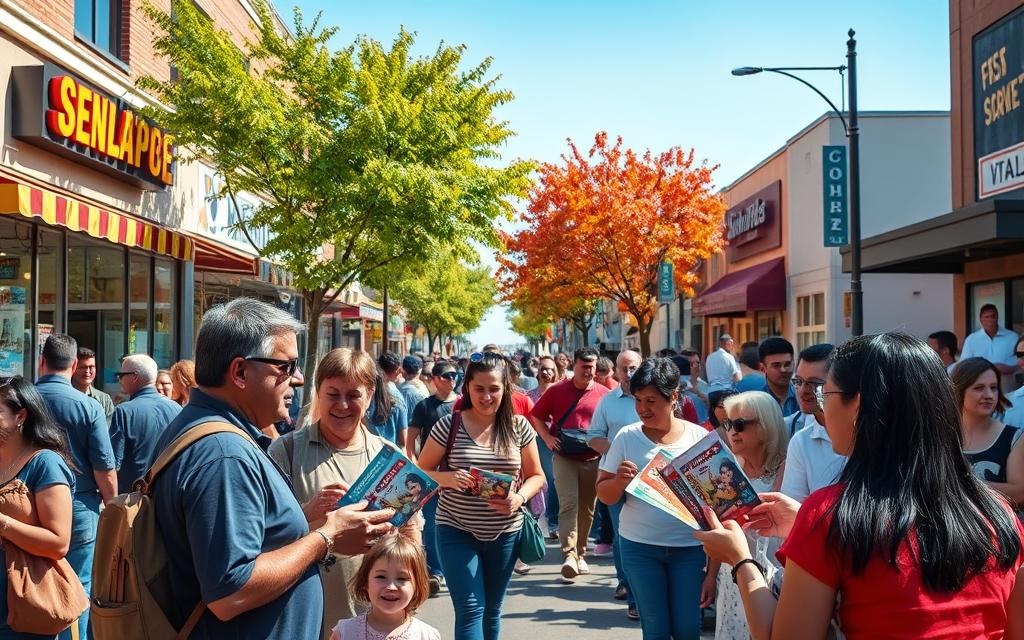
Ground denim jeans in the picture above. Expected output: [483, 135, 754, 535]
[438, 524, 520, 640]
[422, 493, 443, 577]
[620, 538, 706, 640]
[536, 437, 559, 528]
[607, 498, 635, 608]
[61, 492, 101, 640]
[593, 501, 613, 544]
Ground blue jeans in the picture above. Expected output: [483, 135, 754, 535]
[422, 494, 442, 577]
[62, 492, 101, 640]
[620, 538, 705, 640]
[607, 498, 635, 608]
[536, 437, 559, 528]
[438, 524, 519, 640]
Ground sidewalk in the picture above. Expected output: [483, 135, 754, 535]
[418, 539, 715, 639]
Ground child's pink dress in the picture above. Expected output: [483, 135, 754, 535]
[333, 614, 440, 640]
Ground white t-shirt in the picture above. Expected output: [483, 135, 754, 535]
[706, 348, 741, 392]
[600, 422, 707, 547]
[960, 327, 1018, 368]
[779, 414, 847, 502]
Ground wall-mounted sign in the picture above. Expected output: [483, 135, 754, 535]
[725, 181, 782, 262]
[822, 146, 849, 246]
[12, 64, 175, 190]
[0, 258, 19, 280]
[974, 6, 1024, 199]
[657, 261, 675, 303]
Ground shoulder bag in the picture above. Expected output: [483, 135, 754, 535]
[554, 390, 595, 456]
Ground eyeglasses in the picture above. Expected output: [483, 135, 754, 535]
[114, 371, 136, 379]
[792, 377, 825, 389]
[723, 417, 758, 433]
[1016, 351, 1024, 358]
[437, 372, 459, 381]
[245, 357, 300, 377]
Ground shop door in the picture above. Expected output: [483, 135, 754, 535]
[736, 319, 754, 346]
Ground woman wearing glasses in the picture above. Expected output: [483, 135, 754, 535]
[695, 333, 1024, 640]
[713, 391, 788, 640]
[596, 357, 711, 640]
[952, 357, 1024, 507]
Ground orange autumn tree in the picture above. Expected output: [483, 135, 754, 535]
[504, 132, 725, 356]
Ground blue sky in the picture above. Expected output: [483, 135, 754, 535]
[292, 0, 951, 346]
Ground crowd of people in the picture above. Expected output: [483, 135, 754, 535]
[0, 296, 1021, 639]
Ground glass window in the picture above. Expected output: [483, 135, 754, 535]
[796, 293, 827, 351]
[37, 228, 63, 334]
[1011, 278, 1024, 338]
[68, 238, 124, 397]
[0, 218, 33, 378]
[153, 259, 176, 368]
[129, 254, 150, 356]
[75, 0, 120, 58]
[970, 281, 1006, 332]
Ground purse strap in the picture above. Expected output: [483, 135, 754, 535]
[553, 388, 587, 434]
[439, 412, 462, 472]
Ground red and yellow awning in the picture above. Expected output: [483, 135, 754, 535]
[0, 177, 194, 261]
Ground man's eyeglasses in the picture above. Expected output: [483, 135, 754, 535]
[723, 417, 758, 433]
[792, 377, 825, 389]
[245, 357, 300, 377]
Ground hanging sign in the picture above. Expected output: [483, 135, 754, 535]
[657, 262, 675, 304]
[823, 146, 849, 246]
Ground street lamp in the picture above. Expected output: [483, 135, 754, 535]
[732, 30, 862, 337]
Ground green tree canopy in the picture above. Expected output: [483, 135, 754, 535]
[141, 0, 531, 392]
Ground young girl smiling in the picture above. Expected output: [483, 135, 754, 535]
[331, 533, 440, 640]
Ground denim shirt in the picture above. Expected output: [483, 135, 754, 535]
[151, 388, 322, 640]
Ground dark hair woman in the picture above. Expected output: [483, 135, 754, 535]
[416, 352, 545, 640]
[0, 377, 77, 639]
[695, 333, 1024, 640]
[366, 370, 409, 449]
[596, 358, 713, 639]
[952, 357, 1024, 506]
[704, 389, 737, 434]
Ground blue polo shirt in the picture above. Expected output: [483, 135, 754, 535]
[35, 374, 115, 496]
[151, 388, 322, 640]
[367, 384, 408, 445]
[761, 381, 799, 417]
[109, 386, 182, 494]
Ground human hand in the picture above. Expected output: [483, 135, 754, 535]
[301, 482, 349, 524]
[322, 501, 395, 556]
[616, 460, 639, 484]
[744, 492, 801, 539]
[543, 433, 560, 452]
[693, 507, 752, 566]
[488, 491, 526, 516]
[444, 470, 474, 491]
[699, 570, 718, 608]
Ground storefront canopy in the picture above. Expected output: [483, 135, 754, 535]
[0, 177, 194, 260]
[692, 257, 786, 317]
[840, 199, 1024, 273]
[189, 233, 258, 275]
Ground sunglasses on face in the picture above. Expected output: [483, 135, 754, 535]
[245, 357, 300, 377]
[723, 417, 758, 433]
[1016, 351, 1024, 358]
[437, 372, 459, 381]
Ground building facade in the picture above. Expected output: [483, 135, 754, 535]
[695, 112, 955, 350]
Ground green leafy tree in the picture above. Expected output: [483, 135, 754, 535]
[507, 303, 550, 352]
[141, 1, 531, 395]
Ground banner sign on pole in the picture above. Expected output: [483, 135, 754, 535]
[657, 262, 675, 304]
[823, 146, 849, 247]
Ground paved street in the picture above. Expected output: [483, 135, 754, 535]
[419, 538, 715, 639]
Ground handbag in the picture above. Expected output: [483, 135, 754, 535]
[554, 390, 595, 456]
[0, 453, 88, 634]
[517, 506, 546, 564]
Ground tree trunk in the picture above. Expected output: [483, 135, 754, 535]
[301, 289, 326, 407]
[426, 330, 436, 355]
[639, 325, 652, 357]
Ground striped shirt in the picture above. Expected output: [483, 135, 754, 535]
[429, 412, 536, 541]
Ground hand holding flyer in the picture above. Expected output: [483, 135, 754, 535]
[336, 446, 438, 527]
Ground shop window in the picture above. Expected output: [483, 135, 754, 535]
[37, 229, 64, 339]
[969, 281, 1006, 333]
[796, 293, 826, 351]
[756, 312, 782, 341]
[68, 239, 124, 397]
[75, 0, 121, 59]
[129, 254, 150, 357]
[0, 218, 34, 378]
[1011, 279, 1024, 338]
[153, 259, 177, 368]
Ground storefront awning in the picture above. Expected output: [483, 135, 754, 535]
[189, 233, 258, 275]
[840, 199, 1024, 273]
[692, 257, 786, 317]
[0, 177, 194, 260]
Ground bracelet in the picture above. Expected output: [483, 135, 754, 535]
[312, 528, 333, 562]
[731, 558, 765, 584]
[513, 492, 526, 506]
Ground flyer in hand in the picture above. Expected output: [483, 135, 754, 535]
[467, 467, 515, 499]
[625, 448, 701, 529]
[657, 431, 760, 530]
[336, 446, 438, 527]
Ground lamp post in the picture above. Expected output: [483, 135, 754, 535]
[732, 29, 862, 336]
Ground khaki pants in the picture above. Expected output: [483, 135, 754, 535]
[553, 454, 599, 559]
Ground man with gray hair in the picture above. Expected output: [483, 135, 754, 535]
[108, 354, 183, 494]
[150, 298, 394, 639]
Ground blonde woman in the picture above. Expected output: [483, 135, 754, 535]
[714, 390, 788, 640]
[168, 359, 196, 406]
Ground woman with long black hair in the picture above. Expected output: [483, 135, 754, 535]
[695, 333, 1024, 640]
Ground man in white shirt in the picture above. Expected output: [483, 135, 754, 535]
[780, 343, 847, 502]
[1003, 348, 1024, 427]
[928, 330, 959, 375]
[960, 305, 1019, 386]
[587, 349, 642, 620]
[705, 333, 741, 392]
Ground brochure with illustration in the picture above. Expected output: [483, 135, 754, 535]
[625, 448, 701, 529]
[657, 431, 760, 530]
[467, 467, 515, 499]
[336, 446, 438, 527]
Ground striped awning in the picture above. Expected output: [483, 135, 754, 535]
[0, 178, 194, 261]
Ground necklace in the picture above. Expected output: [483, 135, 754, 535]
[0, 447, 29, 484]
[364, 615, 412, 640]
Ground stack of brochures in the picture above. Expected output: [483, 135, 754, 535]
[336, 447, 439, 527]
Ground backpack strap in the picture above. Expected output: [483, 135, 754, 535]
[177, 601, 206, 639]
[135, 421, 257, 495]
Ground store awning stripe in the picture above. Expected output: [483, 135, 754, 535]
[0, 178, 194, 261]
